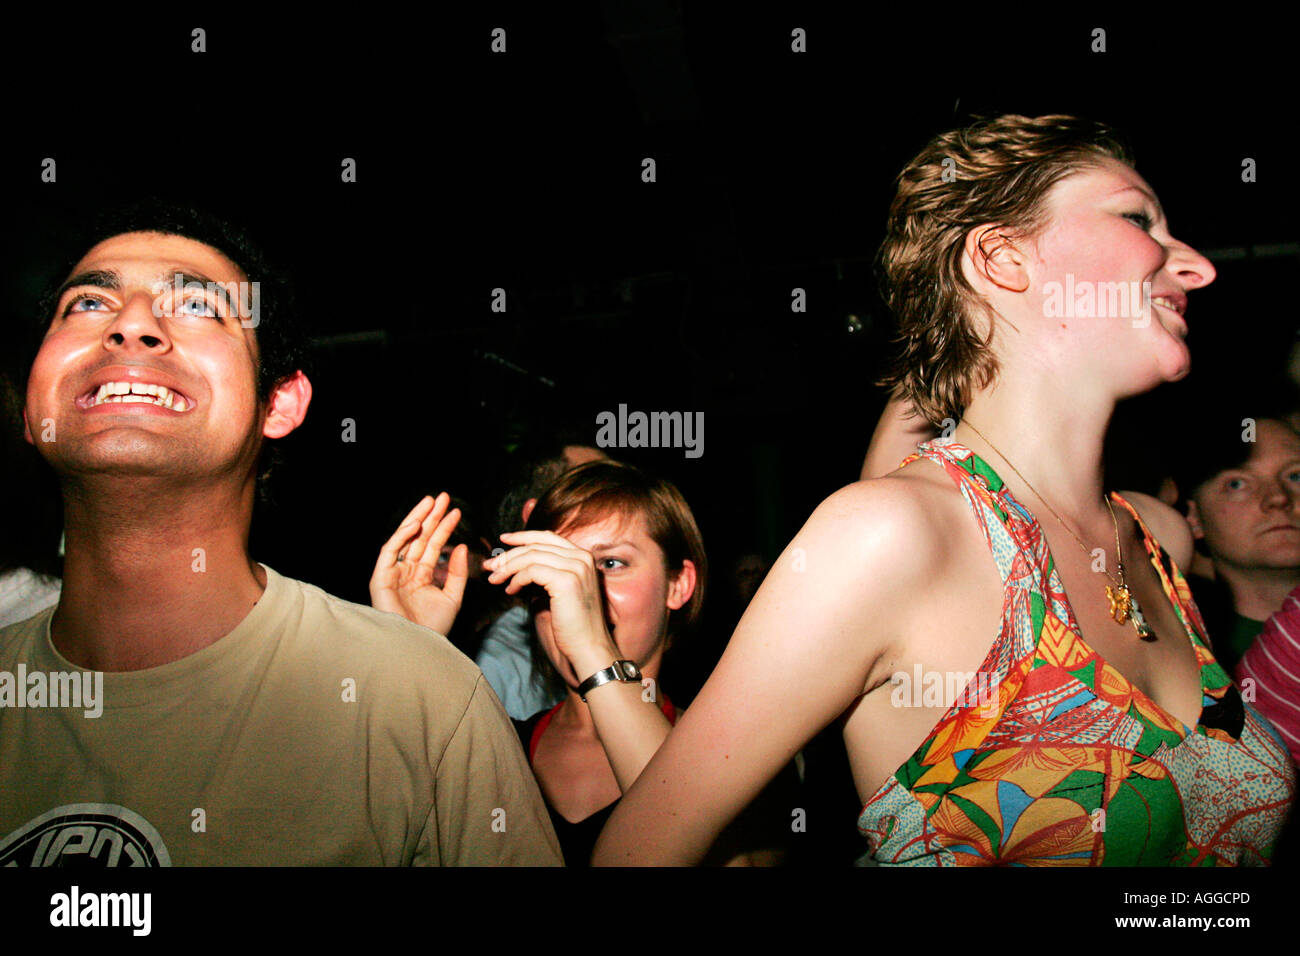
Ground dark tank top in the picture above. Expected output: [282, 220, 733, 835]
[514, 695, 677, 867]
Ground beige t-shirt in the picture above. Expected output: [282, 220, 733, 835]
[0, 565, 562, 866]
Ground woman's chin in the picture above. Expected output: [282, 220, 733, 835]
[1162, 343, 1192, 382]
[1146, 337, 1191, 385]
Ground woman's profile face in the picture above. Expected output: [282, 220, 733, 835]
[533, 510, 690, 690]
[1019, 157, 1217, 392]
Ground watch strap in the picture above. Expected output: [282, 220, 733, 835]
[577, 660, 641, 701]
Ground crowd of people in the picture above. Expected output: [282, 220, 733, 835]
[1, 113, 1297, 867]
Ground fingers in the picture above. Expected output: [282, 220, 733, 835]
[442, 543, 470, 607]
[486, 535, 592, 571]
[492, 561, 566, 597]
[375, 496, 436, 573]
[498, 530, 578, 550]
[397, 495, 438, 531]
[421, 506, 463, 570]
[486, 546, 593, 595]
[405, 492, 451, 565]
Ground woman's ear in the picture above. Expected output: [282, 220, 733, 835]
[666, 559, 698, 612]
[963, 224, 1031, 294]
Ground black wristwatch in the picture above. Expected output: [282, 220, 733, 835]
[577, 660, 642, 701]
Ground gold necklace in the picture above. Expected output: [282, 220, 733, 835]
[958, 421, 1155, 641]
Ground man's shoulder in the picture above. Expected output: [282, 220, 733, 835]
[0, 604, 56, 663]
[271, 568, 482, 691]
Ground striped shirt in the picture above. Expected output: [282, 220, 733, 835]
[1237, 586, 1300, 766]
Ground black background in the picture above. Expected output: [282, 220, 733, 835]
[0, 0, 1294, 929]
[4, 7, 1295, 611]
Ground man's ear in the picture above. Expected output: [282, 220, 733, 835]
[666, 559, 698, 612]
[1184, 499, 1205, 540]
[521, 497, 538, 526]
[962, 224, 1031, 294]
[21, 406, 34, 446]
[262, 370, 312, 439]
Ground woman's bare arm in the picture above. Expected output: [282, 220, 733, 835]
[591, 477, 942, 865]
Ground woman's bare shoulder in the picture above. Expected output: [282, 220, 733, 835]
[1118, 489, 1195, 572]
[788, 466, 962, 590]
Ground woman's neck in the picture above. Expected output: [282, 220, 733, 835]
[551, 658, 664, 734]
[957, 371, 1115, 524]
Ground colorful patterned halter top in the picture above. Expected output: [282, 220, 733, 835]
[857, 438, 1296, 865]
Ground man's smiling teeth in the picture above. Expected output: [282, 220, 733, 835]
[91, 381, 190, 411]
[1151, 295, 1185, 315]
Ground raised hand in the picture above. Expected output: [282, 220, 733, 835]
[483, 530, 621, 678]
[369, 492, 469, 637]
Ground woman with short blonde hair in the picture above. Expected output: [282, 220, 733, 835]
[596, 114, 1296, 866]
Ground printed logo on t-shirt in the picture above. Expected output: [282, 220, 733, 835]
[0, 803, 171, 866]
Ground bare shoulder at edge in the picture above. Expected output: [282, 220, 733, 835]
[765, 468, 968, 694]
[1117, 489, 1195, 572]
[788, 466, 962, 607]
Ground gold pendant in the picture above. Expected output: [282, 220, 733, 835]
[1106, 584, 1132, 625]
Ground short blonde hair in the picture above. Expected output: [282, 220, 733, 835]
[876, 114, 1134, 424]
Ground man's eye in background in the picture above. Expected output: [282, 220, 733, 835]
[1122, 211, 1152, 230]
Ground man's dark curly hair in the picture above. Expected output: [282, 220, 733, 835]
[27, 199, 311, 497]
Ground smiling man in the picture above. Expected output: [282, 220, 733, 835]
[0, 202, 561, 866]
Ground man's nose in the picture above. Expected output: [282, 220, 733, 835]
[1262, 479, 1294, 510]
[102, 291, 172, 352]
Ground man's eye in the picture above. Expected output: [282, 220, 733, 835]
[64, 294, 109, 316]
[598, 557, 627, 571]
[176, 298, 219, 318]
[1123, 211, 1153, 230]
[1225, 477, 1247, 491]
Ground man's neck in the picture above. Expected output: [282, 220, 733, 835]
[1215, 564, 1300, 622]
[52, 475, 265, 671]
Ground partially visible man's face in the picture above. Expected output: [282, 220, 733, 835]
[562, 444, 606, 469]
[1190, 419, 1300, 573]
[24, 231, 267, 483]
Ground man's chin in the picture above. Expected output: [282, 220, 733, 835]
[50, 436, 201, 480]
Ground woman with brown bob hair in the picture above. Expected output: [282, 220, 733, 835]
[373, 460, 793, 864]
[595, 114, 1296, 866]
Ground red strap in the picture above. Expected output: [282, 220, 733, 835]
[530, 692, 676, 762]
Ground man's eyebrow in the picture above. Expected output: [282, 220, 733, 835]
[162, 270, 239, 315]
[54, 268, 240, 316]
[54, 269, 121, 301]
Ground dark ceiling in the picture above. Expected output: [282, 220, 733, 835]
[3, 5, 1295, 602]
